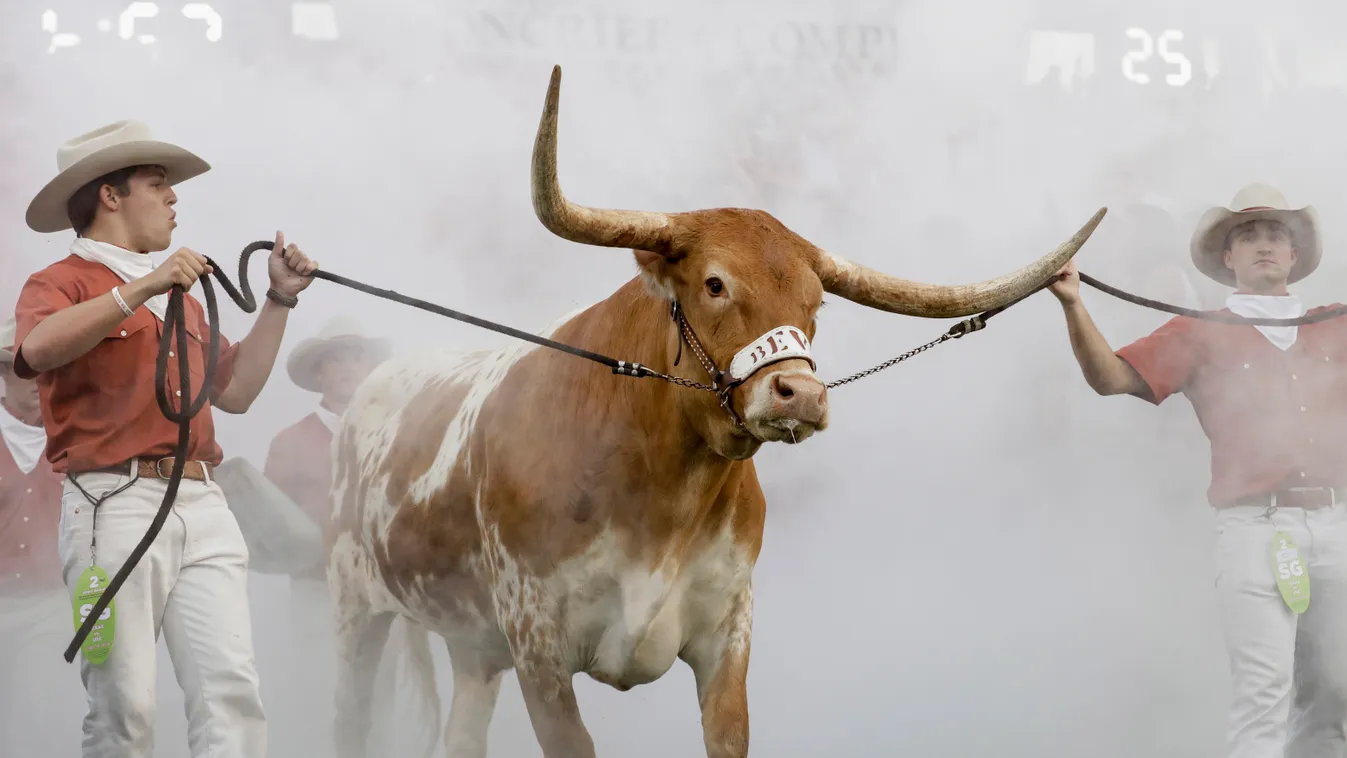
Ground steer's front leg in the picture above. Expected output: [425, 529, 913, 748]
[682, 585, 753, 758]
[498, 584, 596, 757]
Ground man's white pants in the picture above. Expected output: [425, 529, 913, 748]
[1216, 502, 1347, 758]
[58, 470, 267, 758]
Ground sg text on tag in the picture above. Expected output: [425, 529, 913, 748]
[1272, 531, 1311, 614]
[71, 565, 116, 665]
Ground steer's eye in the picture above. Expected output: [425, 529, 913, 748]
[705, 277, 725, 297]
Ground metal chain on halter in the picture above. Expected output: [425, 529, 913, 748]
[824, 332, 955, 389]
[823, 314, 986, 389]
[637, 367, 748, 432]
[649, 372, 719, 392]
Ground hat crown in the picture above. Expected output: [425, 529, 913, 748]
[56, 120, 155, 172]
[316, 315, 371, 341]
[1229, 183, 1292, 212]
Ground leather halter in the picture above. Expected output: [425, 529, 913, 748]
[669, 301, 816, 435]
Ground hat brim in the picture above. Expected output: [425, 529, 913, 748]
[26, 140, 211, 234]
[286, 336, 393, 393]
[1190, 205, 1321, 287]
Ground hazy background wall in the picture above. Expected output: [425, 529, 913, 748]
[4, 0, 1347, 756]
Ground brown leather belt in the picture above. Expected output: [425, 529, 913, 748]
[1230, 486, 1347, 510]
[88, 457, 214, 483]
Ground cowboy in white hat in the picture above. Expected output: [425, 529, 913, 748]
[260, 314, 390, 757]
[11, 119, 322, 758]
[0, 313, 86, 757]
[263, 314, 391, 577]
[1049, 183, 1347, 758]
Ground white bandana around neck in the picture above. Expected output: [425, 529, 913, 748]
[1226, 293, 1304, 351]
[69, 238, 167, 322]
[0, 401, 47, 474]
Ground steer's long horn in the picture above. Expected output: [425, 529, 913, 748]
[814, 207, 1107, 319]
[531, 65, 674, 251]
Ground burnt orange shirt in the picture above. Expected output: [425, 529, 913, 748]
[1117, 306, 1347, 506]
[13, 255, 240, 474]
[264, 412, 333, 580]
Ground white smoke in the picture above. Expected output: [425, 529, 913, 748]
[3, 1, 1346, 756]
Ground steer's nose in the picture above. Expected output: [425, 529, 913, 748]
[770, 372, 828, 425]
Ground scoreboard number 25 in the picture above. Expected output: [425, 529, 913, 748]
[1122, 28, 1193, 87]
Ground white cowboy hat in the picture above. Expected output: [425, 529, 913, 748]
[0, 315, 14, 369]
[286, 315, 392, 393]
[26, 120, 211, 234]
[1190, 183, 1321, 287]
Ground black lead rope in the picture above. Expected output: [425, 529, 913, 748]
[63, 242, 267, 663]
[822, 270, 1347, 391]
[1077, 272, 1347, 326]
[966, 272, 1347, 330]
[307, 266, 645, 376]
[62, 240, 1347, 661]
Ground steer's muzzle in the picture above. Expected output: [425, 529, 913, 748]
[745, 366, 829, 443]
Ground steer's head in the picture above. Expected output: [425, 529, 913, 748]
[530, 65, 1105, 460]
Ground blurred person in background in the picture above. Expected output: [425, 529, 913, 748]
[0, 312, 82, 758]
[12, 120, 319, 758]
[262, 314, 390, 757]
[1050, 182, 1347, 758]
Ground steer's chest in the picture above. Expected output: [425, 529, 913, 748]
[494, 527, 755, 690]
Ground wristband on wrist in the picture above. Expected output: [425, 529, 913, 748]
[111, 286, 135, 318]
[266, 288, 298, 308]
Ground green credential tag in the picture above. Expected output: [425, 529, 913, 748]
[1272, 531, 1311, 614]
[72, 565, 116, 665]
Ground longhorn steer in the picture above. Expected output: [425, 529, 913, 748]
[329, 65, 1104, 758]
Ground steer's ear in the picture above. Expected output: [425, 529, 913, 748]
[633, 248, 677, 301]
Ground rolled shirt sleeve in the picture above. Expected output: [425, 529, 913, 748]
[1116, 316, 1197, 405]
[12, 271, 78, 379]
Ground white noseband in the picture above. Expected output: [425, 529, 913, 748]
[727, 325, 815, 383]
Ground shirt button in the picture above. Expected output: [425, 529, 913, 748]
[1302, 406, 1308, 412]
[176, 390, 182, 397]
[1293, 374, 1298, 380]
[1301, 472, 1307, 478]
[25, 488, 31, 494]
[169, 351, 175, 358]
[1244, 363, 1250, 369]
[120, 329, 128, 337]
[18, 544, 25, 550]
[22, 516, 28, 523]
[13, 573, 19, 580]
